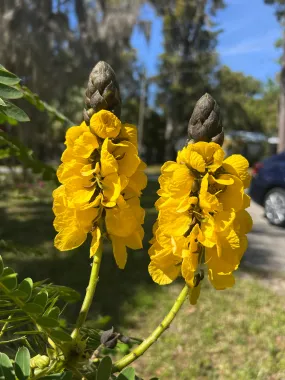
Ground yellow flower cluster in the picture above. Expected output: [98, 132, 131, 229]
[53, 110, 147, 269]
[149, 142, 252, 296]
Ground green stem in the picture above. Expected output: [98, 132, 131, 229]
[113, 284, 189, 373]
[71, 240, 103, 341]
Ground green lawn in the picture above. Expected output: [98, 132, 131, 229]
[1, 180, 285, 379]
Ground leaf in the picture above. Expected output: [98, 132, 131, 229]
[34, 291, 48, 309]
[0, 100, 29, 122]
[0, 67, 20, 86]
[45, 306, 60, 320]
[36, 316, 60, 328]
[0, 268, 17, 290]
[0, 98, 6, 106]
[47, 285, 81, 303]
[117, 367, 136, 380]
[18, 278, 33, 301]
[14, 330, 44, 336]
[0, 83, 22, 99]
[15, 347, 30, 380]
[0, 352, 15, 380]
[40, 372, 73, 379]
[97, 356, 113, 380]
[0, 257, 3, 276]
[9, 290, 29, 298]
[22, 303, 44, 315]
[49, 329, 73, 343]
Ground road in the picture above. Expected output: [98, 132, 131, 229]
[243, 201, 285, 274]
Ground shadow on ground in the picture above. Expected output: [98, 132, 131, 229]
[0, 181, 160, 329]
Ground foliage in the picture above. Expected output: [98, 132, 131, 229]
[0, 255, 80, 350]
[0, 65, 57, 181]
[0, 0, 145, 164]
[0, 65, 29, 124]
[151, 0, 225, 159]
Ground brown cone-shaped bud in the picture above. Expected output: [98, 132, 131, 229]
[188, 93, 224, 146]
[84, 61, 121, 125]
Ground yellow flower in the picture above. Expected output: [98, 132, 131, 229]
[148, 141, 252, 303]
[53, 111, 146, 267]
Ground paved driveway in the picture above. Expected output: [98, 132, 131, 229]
[243, 201, 285, 274]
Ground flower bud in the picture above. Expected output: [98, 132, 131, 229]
[100, 327, 118, 349]
[84, 61, 121, 125]
[30, 354, 50, 369]
[188, 93, 224, 146]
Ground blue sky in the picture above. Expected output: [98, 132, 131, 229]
[131, 0, 282, 83]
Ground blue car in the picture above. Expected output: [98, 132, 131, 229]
[250, 152, 285, 226]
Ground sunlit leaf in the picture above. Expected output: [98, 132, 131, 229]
[0, 100, 29, 122]
[0, 98, 6, 106]
[0, 83, 22, 99]
[18, 278, 33, 301]
[0, 352, 15, 380]
[15, 347, 30, 380]
[117, 367, 136, 380]
[45, 306, 60, 320]
[0, 268, 17, 290]
[0, 67, 20, 86]
[34, 291, 48, 309]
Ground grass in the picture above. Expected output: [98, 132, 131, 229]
[1, 179, 285, 379]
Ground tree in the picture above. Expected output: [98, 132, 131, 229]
[149, 0, 225, 160]
[214, 66, 262, 132]
[265, 0, 285, 151]
[0, 0, 144, 162]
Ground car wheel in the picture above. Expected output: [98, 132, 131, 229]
[264, 188, 285, 227]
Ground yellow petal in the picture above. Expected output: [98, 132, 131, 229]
[181, 255, 199, 287]
[90, 110, 121, 139]
[199, 174, 222, 213]
[148, 261, 179, 285]
[217, 175, 244, 212]
[57, 161, 83, 184]
[105, 203, 137, 237]
[101, 173, 121, 206]
[223, 154, 251, 188]
[101, 138, 118, 177]
[188, 151, 206, 172]
[110, 235, 127, 269]
[124, 226, 144, 249]
[118, 123, 138, 146]
[90, 227, 101, 257]
[208, 269, 235, 290]
[109, 140, 140, 177]
[73, 131, 99, 158]
[65, 123, 88, 147]
[54, 225, 87, 251]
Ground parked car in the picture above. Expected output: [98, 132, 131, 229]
[250, 152, 285, 226]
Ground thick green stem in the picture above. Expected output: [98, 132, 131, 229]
[113, 284, 189, 373]
[71, 240, 103, 341]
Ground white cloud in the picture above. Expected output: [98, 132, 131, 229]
[220, 30, 280, 56]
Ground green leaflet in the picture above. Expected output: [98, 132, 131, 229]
[0, 83, 22, 99]
[15, 347, 30, 380]
[0, 100, 29, 122]
[97, 356, 113, 380]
